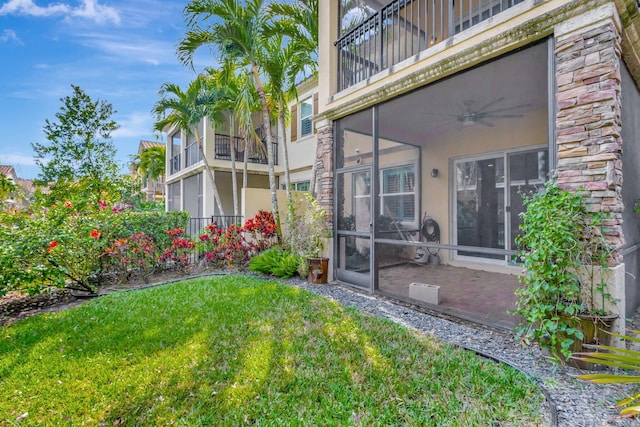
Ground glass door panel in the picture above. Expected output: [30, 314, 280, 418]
[508, 150, 548, 256]
[336, 169, 372, 289]
[455, 157, 505, 259]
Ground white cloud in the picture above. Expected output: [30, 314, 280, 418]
[76, 32, 177, 66]
[0, 0, 70, 17]
[70, 0, 120, 25]
[0, 0, 120, 25]
[0, 153, 37, 166]
[113, 111, 155, 138]
[0, 29, 22, 44]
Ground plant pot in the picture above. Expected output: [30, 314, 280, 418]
[307, 257, 329, 284]
[559, 313, 617, 370]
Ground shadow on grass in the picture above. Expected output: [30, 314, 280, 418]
[0, 275, 542, 426]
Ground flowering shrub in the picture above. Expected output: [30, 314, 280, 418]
[0, 202, 189, 295]
[243, 210, 278, 251]
[199, 223, 257, 269]
[160, 228, 195, 271]
[103, 232, 156, 282]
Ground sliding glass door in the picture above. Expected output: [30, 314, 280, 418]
[453, 148, 547, 262]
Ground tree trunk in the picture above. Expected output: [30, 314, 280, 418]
[230, 116, 239, 217]
[195, 128, 224, 216]
[251, 63, 279, 229]
[278, 102, 291, 203]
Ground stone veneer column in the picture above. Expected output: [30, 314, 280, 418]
[555, 10, 624, 264]
[315, 121, 334, 228]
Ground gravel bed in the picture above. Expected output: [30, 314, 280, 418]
[284, 278, 638, 427]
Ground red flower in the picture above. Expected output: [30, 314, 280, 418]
[47, 240, 58, 253]
[90, 230, 101, 239]
[64, 201, 72, 208]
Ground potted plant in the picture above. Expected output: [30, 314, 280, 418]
[285, 193, 331, 284]
[514, 181, 617, 366]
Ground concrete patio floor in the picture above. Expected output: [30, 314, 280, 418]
[377, 262, 523, 330]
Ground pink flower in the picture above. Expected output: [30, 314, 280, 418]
[64, 201, 72, 208]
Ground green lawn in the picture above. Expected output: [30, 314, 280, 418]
[0, 276, 543, 426]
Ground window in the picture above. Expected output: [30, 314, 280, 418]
[285, 181, 310, 191]
[170, 132, 181, 174]
[167, 182, 181, 211]
[300, 98, 313, 137]
[380, 165, 416, 223]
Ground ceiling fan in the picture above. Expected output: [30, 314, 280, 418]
[426, 97, 530, 128]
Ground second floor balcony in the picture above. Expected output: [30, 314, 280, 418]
[214, 134, 279, 166]
[335, 0, 525, 92]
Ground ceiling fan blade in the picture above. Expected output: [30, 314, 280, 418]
[474, 96, 505, 113]
[481, 103, 531, 115]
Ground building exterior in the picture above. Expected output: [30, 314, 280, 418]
[131, 140, 166, 203]
[163, 78, 319, 221]
[0, 165, 34, 208]
[314, 0, 640, 329]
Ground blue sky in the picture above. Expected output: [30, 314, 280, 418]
[0, 0, 210, 179]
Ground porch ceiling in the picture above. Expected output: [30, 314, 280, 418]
[346, 41, 549, 144]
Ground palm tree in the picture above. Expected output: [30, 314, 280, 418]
[268, 0, 319, 195]
[179, 0, 280, 227]
[152, 78, 225, 215]
[268, 0, 318, 75]
[262, 35, 303, 203]
[203, 65, 261, 216]
[136, 145, 166, 202]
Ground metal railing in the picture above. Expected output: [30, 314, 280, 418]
[170, 153, 181, 175]
[214, 134, 279, 165]
[335, 0, 524, 91]
[186, 215, 244, 238]
[184, 142, 202, 167]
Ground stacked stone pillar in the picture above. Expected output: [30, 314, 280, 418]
[555, 10, 624, 264]
[315, 122, 334, 228]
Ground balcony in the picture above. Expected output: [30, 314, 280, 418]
[335, 0, 525, 92]
[170, 153, 181, 175]
[215, 134, 279, 165]
[184, 142, 202, 168]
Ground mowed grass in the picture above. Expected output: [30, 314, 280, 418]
[0, 276, 544, 426]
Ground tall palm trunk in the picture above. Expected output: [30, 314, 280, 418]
[230, 116, 239, 216]
[243, 134, 249, 189]
[278, 100, 291, 203]
[194, 128, 225, 215]
[251, 63, 279, 229]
